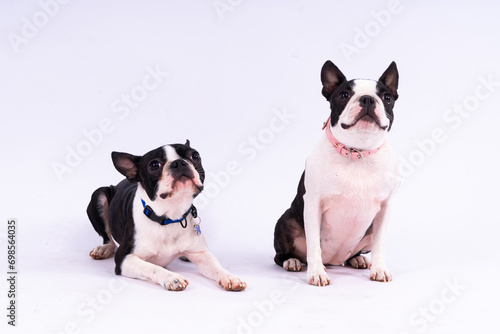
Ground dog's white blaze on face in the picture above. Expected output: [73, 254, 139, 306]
[154, 145, 180, 198]
[163, 145, 181, 161]
[339, 80, 390, 130]
[163, 145, 203, 187]
[154, 145, 200, 202]
[332, 79, 390, 151]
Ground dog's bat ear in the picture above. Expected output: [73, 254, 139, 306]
[379, 61, 399, 100]
[321, 60, 347, 100]
[111, 152, 141, 182]
[185, 139, 191, 147]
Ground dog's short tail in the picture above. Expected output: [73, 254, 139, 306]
[87, 186, 116, 244]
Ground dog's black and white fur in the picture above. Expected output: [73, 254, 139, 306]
[87, 141, 246, 291]
[274, 61, 400, 286]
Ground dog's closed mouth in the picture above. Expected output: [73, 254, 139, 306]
[159, 175, 203, 199]
[167, 174, 204, 196]
[341, 114, 387, 130]
[178, 175, 192, 183]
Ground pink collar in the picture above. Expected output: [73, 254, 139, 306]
[322, 116, 384, 159]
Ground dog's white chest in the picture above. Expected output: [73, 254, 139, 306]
[305, 136, 398, 264]
[132, 205, 206, 267]
[319, 193, 381, 263]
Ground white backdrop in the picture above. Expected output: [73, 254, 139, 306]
[1, 1, 499, 333]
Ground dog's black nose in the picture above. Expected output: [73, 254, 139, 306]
[359, 95, 375, 107]
[171, 159, 187, 169]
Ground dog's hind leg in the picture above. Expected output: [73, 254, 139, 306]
[274, 173, 308, 272]
[345, 225, 373, 269]
[274, 213, 306, 272]
[87, 186, 116, 260]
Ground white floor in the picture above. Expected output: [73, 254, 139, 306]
[1, 1, 499, 333]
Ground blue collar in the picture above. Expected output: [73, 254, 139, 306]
[140, 199, 197, 227]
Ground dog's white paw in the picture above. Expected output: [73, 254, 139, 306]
[370, 264, 392, 282]
[347, 255, 370, 269]
[89, 244, 115, 260]
[218, 274, 247, 292]
[158, 272, 189, 291]
[283, 258, 303, 272]
[307, 266, 331, 287]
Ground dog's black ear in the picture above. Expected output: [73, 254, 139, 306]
[111, 152, 141, 182]
[321, 61, 347, 100]
[185, 139, 191, 147]
[379, 61, 399, 100]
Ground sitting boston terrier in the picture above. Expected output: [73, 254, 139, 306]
[87, 141, 246, 291]
[274, 61, 400, 286]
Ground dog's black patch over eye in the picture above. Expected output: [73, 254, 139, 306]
[383, 93, 393, 104]
[191, 152, 200, 162]
[149, 160, 162, 172]
[327, 80, 355, 128]
[338, 91, 350, 101]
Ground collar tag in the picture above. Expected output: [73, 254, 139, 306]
[192, 217, 202, 235]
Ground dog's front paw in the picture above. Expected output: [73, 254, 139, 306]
[159, 273, 189, 291]
[307, 266, 331, 287]
[218, 274, 247, 292]
[370, 264, 392, 282]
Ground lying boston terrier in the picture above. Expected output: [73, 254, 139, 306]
[87, 140, 246, 291]
[274, 61, 400, 286]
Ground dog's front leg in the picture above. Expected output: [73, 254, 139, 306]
[119, 254, 189, 291]
[303, 193, 331, 286]
[187, 250, 247, 291]
[370, 199, 392, 282]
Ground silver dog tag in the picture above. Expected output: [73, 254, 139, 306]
[192, 217, 201, 235]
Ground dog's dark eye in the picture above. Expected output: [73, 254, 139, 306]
[338, 91, 350, 101]
[149, 160, 161, 171]
[191, 152, 200, 161]
[383, 93, 392, 104]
